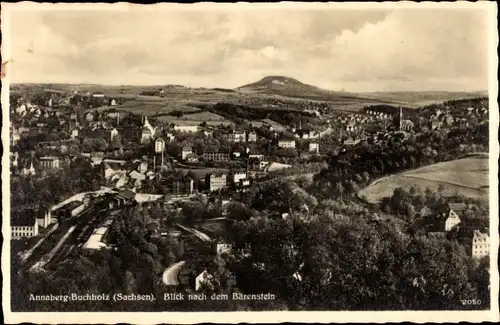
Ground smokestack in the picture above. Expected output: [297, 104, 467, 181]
[399, 106, 403, 131]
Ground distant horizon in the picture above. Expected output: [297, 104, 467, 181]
[9, 79, 489, 95]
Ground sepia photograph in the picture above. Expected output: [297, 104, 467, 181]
[1, 2, 499, 324]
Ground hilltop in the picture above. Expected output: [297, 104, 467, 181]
[237, 76, 487, 107]
[237, 76, 386, 104]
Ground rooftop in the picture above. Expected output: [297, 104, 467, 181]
[40, 156, 60, 160]
[117, 189, 136, 200]
[448, 203, 467, 212]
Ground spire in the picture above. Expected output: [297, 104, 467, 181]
[399, 106, 403, 131]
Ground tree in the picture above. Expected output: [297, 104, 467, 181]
[438, 184, 446, 197]
[406, 204, 416, 223]
[362, 171, 370, 183]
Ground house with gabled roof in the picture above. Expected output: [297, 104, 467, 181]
[472, 230, 490, 259]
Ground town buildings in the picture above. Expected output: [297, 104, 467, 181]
[400, 119, 415, 132]
[39, 156, 61, 170]
[195, 270, 214, 291]
[181, 146, 193, 161]
[429, 203, 465, 232]
[346, 122, 357, 132]
[110, 128, 119, 142]
[206, 173, 227, 192]
[141, 116, 156, 144]
[472, 230, 490, 259]
[231, 171, 247, 185]
[71, 128, 79, 139]
[173, 124, 199, 133]
[228, 130, 247, 143]
[216, 243, 233, 257]
[10, 126, 20, 146]
[278, 139, 296, 149]
[21, 160, 36, 176]
[309, 142, 320, 154]
[167, 176, 194, 196]
[247, 131, 257, 143]
[203, 150, 231, 162]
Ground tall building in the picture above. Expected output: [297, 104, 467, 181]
[472, 230, 490, 259]
[206, 173, 227, 192]
[141, 116, 156, 144]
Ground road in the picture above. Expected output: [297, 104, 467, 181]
[162, 261, 186, 285]
[176, 224, 212, 242]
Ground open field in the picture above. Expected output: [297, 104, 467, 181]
[358, 155, 489, 204]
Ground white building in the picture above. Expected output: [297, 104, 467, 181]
[247, 131, 257, 142]
[472, 230, 490, 259]
[71, 128, 79, 139]
[278, 139, 296, 149]
[11, 126, 20, 146]
[138, 161, 148, 174]
[228, 130, 246, 143]
[232, 171, 247, 185]
[173, 124, 199, 133]
[444, 209, 461, 232]
[216, 243, 233, 257]
[141, 116, 156, 144]
[110, 128, 119, 142]
[21, 161, 36, 176]
[195, 270, 214, 291]
[309, 142, 320, 154]
[155, 138, 166, 153]
[206, 173, 227, 192]
[181, 146, 193, 160]
[40, 156, 61, 170]
[346, 122, 357, 132]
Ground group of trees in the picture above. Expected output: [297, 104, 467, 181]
[221, 206, 489, 310]
[317, 121, 488, 200]
[208, 102, 319, 129]
[13, 205, 183, 311]
[11, 157, 103, 212]
[12, 172, 490, 311]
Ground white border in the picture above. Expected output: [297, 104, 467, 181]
[2, 2, 499, 324]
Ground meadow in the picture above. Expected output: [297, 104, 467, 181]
[358, 155, 489, 204]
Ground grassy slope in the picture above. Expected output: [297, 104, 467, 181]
[358, 155, 489, 204]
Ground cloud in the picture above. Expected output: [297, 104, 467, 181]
[7, 6, 490, 92]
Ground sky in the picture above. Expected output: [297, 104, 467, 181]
[6, 4, 491, 92]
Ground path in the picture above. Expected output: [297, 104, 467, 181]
[176, 224, 212, 242]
